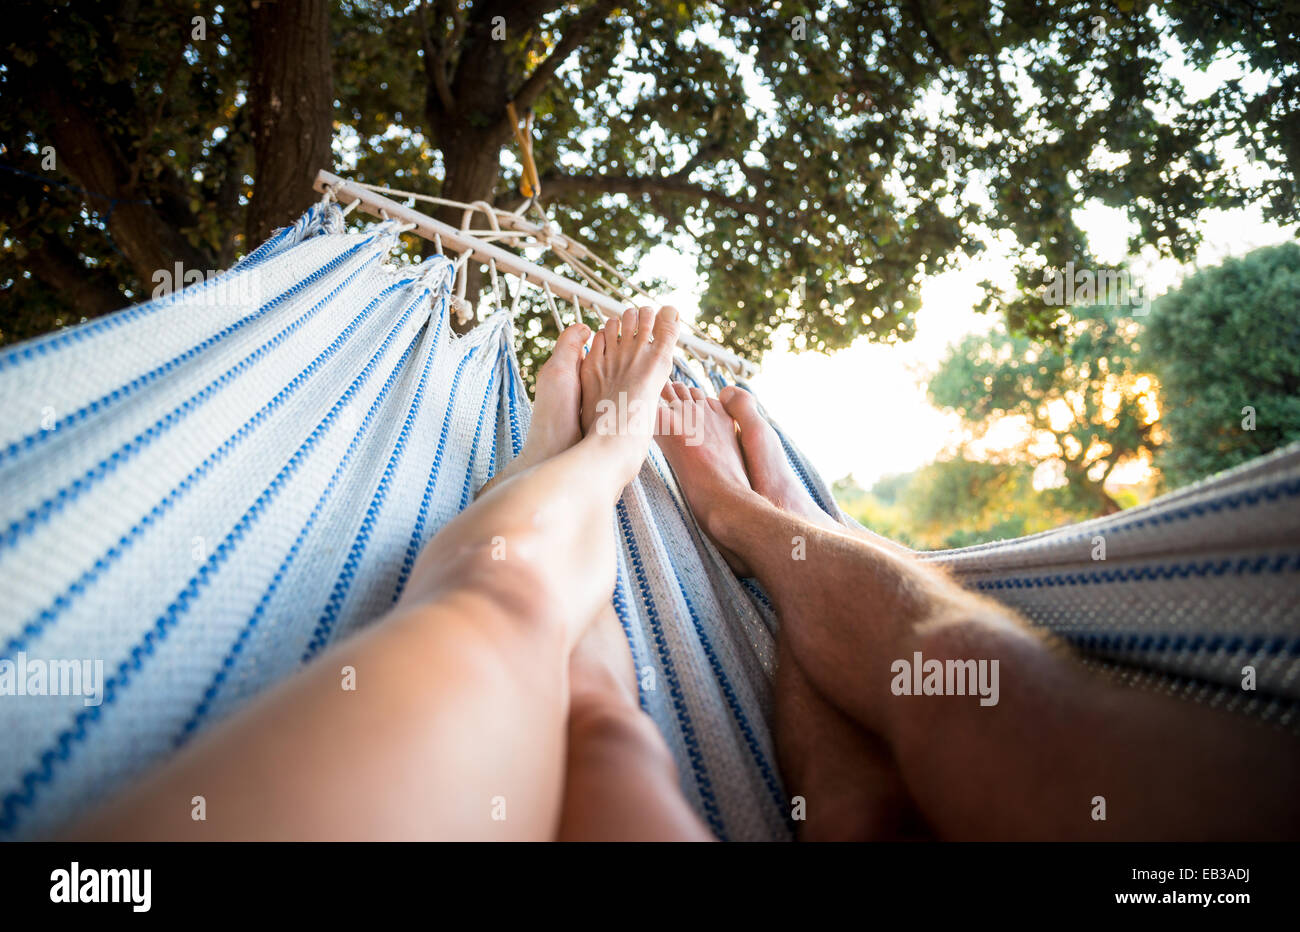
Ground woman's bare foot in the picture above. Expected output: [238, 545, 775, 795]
[478, 322, 589, 498]
[716, 385, 840, 532]
[578, 305, 679, 484]
[653, 382, 758, 574]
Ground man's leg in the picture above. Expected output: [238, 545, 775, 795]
[71, 308, 681, 840]
[657, 386, 1300, 840]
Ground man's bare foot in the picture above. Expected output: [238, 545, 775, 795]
[653, 382, 762, 574]
[578, 305, 679, 484]
[716, 385, 841, 532]
[478, 322, 589, 498]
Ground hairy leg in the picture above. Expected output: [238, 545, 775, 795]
[556, 606, 713, 841]
[71, 311, 680, 841]
[658, 385, 924, 839]
[661, 390, 1300, 840]
[773, 639, 930, 841]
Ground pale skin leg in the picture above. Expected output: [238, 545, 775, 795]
[480, 321, 710, 842]
[70, 307, 690, 841]
[657, 385, 1300, 840]
[557, 605, 712, 841]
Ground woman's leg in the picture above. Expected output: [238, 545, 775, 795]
[70, 308, 680, 840]
[555, 606, 713, 841]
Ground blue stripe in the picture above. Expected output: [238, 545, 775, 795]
[616, 499, 726, 839]
[389, 347, 479, 602]
[0, 231, 378, 375]
[0, 254, 390, 556]
[647, 459, 789, 821]
[1018, 477, 1300, 550]
[0, 241, 379, 468]
[301, 301, 447, 662]
[183, 288, 448, 735]
[458, 367, 500, 510]
[970, 553, 1300, 591]
[739, 577, 774, 611]
[504, 349, 523, 457]
[1, 278, 419, 662]
[0, 290, 429, 836]
[1060, 630, 1300, 656]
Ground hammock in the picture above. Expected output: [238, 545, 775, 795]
[1, 202, 1297, 842]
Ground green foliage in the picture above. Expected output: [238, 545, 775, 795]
[1142, 241, 1300, 487]
[3, 1, 1299, 363]
[0, 1, 251, 344]
[835, 456, 1087, 550]
[928, 305, 1157, 515]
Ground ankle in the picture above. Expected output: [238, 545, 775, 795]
[701, 486, 777, 551]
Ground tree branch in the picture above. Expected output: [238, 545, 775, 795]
[536, 173, 770, 217]
[419, 0, 455, 114]
[510, 0, 619, 112]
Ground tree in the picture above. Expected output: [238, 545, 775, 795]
[3, 1, 1298, 362]
[1142, 242, 1300, 488]
[835, 458, 1085, 548]
[928, 306, 1158, 515]
[0, 0, 333, 345]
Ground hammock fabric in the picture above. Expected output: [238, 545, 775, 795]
[1, 204, 1297, 841]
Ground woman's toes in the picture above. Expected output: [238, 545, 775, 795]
[651, 305, 679, 349]
[636, 305, 655, 343]
[542, 323, 589, 375]
[620, 308, 638, 348]
[672, 381, 691, 401]
[688, 386, 706, 402]
[602, 316, 620, 347]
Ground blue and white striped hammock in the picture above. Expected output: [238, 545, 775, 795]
[1, 203, 1296, 840]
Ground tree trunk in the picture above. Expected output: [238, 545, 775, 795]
[247, 0, 335, 246]
[433, 132, 511, 329]
[39, 89, 213, 288]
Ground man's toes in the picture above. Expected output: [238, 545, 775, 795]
[602, 315, 620, 348]
[672, 381, 692, 401]
[719, 384, 764, 431]
[651, 305, 679, 351]
[655, 400, 681, 438]
[636, 305, 655, 342]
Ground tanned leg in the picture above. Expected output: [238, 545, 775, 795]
[659, 387, 1300, 841]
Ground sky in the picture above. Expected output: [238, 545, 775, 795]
[643, 202, 1297, 490]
